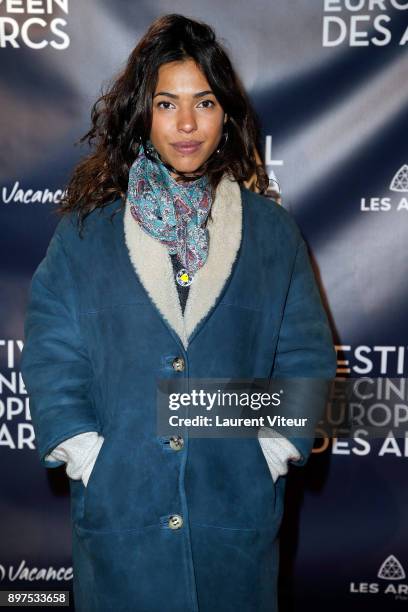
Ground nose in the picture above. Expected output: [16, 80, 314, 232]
[177, 107, 197, 133]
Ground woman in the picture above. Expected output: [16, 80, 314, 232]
[21, 13, 336, 612]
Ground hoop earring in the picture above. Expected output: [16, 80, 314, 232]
[139, 137, 160, 162]
[144, 139, 157, 158]
[216, 129, 229, 154]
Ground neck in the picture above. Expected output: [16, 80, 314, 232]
[170, 170, 205, 182]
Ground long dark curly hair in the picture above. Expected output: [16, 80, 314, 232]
[58, 13, 269, 234]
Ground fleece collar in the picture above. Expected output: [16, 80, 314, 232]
[123, 172, 243, 351]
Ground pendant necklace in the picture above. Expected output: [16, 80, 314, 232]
[176, 268, 194, 287]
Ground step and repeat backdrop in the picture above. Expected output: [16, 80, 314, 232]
[1, 1, 407, 610]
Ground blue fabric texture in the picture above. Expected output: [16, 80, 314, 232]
[21, 185, 337, 611]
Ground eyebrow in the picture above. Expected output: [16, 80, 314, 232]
[153, 90, 214, 99]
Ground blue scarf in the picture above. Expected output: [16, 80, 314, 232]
[127, 140, 213, 283]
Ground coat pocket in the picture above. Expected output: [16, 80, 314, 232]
[80, 436, 110, 523]
[83, 437, 105, 489]
[257, 435, 278, 486]
[257, 426, 297, 485]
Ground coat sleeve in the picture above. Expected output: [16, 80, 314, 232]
[20, 228, 101, 469]
[268, 234, 337, 467]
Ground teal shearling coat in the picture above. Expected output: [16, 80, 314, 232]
[21, 173, 337, 611]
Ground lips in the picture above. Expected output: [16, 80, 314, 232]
[171, 141, 203, 154]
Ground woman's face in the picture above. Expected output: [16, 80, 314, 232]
[150, 58, 227, 178]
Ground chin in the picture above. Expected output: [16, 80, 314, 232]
[176, 164, 201, 173]
[171, 162, 204, 176]
[165, 150, 209, 171]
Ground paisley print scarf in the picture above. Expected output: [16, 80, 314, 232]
[127, 140, 213, 284]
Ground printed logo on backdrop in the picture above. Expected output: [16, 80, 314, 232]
[1, 182, 66, 204]
[360, 164, 408, 212]
[0, 340, 34, 453]
[0, 560, 72, 582]
[336, 344, 408, 375]
[314, 345, 408, 459]
[0, 0, 69, 50]
[322, 0, 408, 47]
[350, 554, 408, 600]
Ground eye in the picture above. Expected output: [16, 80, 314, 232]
[156, 101, 174, 109]
[198, 99, 216, 108]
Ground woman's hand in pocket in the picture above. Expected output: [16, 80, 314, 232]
[45, 431, 105, 486]
[257, 426, 301, 482]
[80, 435, 105, 487]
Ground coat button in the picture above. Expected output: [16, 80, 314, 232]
[172, 357, 185, 372]
[169, 435, 184, 451]
[168, 514, 183, 529]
